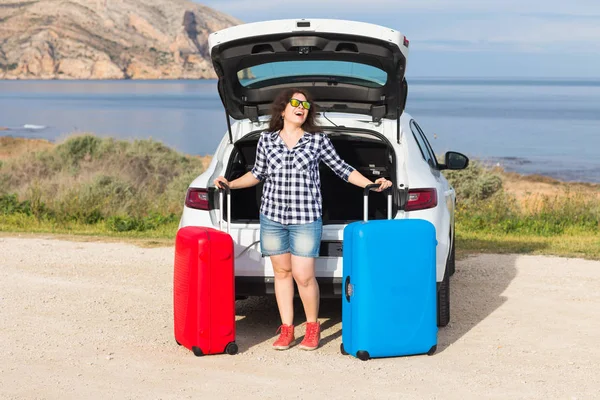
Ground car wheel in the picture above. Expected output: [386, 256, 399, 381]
[437, 270, 450, 327]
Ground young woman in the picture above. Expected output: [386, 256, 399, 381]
[214, 88, 391, 351]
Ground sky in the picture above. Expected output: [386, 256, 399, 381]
[196, 0, 600, 78]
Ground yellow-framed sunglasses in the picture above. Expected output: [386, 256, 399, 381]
[289, 98, 311, 110]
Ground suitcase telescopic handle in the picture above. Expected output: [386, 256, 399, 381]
[218, 183, 231, 234]
[363, 184, 392, 221]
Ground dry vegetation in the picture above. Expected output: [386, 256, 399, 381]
[500, 170, 600, 203]
[1, 136, 598, 258]
[0, 137, 54, 160]
[0, 135, 205, 233]
[3, 136, 597, 199]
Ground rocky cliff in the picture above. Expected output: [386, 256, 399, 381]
[0, 0, 242, 79]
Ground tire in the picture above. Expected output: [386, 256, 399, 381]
[437, 270, 450, 327]
[356, 350, 370, 361]
[225, 342, 238, 355]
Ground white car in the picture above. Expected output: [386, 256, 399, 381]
[178, 19, 468, 327]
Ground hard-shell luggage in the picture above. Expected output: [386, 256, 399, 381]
[341, 184, 437, 360]
[173, 185, 238, 356]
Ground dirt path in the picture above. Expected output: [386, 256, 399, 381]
[1, 237, 598, 399]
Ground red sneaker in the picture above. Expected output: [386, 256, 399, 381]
[272, 324, 295, 350]
[298, 321, 321, 351]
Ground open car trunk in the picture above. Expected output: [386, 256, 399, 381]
[221, 129, 400, 224]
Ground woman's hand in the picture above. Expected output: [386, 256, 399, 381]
[373, 177, 392, 192]
[213, 176, 230, 189]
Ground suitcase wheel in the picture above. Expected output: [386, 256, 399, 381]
[192, 346, 204, 357]
[340, 343, 348, 356]
[356, 350, 370, 361]
[225, 342, 238, 355]
[427, 345, 437, 356]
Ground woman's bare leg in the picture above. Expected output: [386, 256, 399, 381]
[291, 255, 319, 322]
[271, 253, 294, 325]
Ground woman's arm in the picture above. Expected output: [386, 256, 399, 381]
[347, 170, 391, 192]
[214, 133, 266, 190]
[214, 172, 260, 189]
[319, 134, 391, 192]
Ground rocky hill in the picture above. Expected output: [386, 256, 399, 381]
[0, 0, 242, 79]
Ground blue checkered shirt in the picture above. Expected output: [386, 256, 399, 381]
[251, 131, 355, 225]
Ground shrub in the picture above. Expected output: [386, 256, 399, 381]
[0, 134, 204, 229]
[56, 135, 102, 169]
[443, 160, 503, 202]
[0, 193, 32, 215]
[106, 213, 177, 232]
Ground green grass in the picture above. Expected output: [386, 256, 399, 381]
[444, 162, 599, 259]
[456, 231, 600, 260]
[1, 134, 598, 259]
[0, 213, 179, 239]
[455, 190, 599, 236]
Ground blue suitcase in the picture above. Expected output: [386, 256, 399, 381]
[341, 184, 438, 361]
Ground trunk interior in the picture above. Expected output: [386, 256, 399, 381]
[222, 129, 398, 224]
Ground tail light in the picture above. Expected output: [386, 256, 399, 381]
[185, 188, 210, 210]
[405, 188, 437, 212]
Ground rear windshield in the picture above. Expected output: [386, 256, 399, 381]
[237, 61, 387, 88]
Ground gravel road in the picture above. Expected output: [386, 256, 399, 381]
[1, 236, 598, 399]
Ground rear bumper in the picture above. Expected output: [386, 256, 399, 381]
[236, 276, 344, 298]
[235, 276, 443, 299]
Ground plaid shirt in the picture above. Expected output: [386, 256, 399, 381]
[251, 131, 355, 225]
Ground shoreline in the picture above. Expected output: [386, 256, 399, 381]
[2, 78, 598, 186]
[2, 134, 599, 187]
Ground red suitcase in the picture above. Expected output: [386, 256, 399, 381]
[173, 186, 238, 356]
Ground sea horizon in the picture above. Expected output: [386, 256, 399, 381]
[1, 77, 599, 183]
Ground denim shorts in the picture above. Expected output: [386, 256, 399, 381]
[259, 214, 322, 258]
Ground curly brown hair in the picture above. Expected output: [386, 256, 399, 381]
[267, 88, 319, 133]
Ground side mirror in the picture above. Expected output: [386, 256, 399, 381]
[439, 151, 469, 170]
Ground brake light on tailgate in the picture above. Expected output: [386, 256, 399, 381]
[185, 188, 211, 210]
[405, 188, 437, 211]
